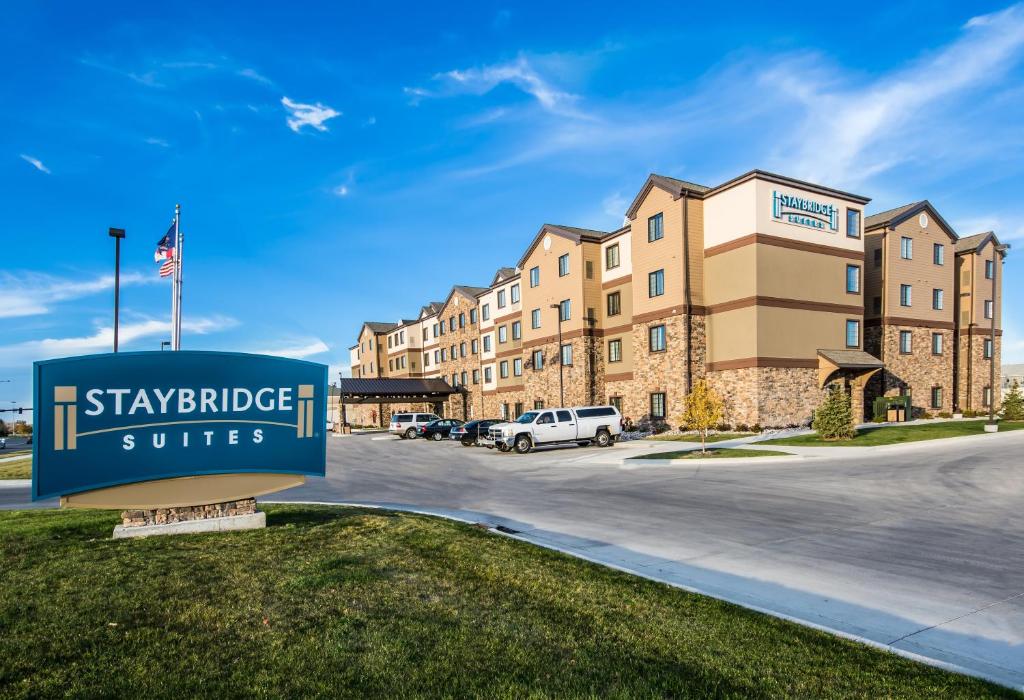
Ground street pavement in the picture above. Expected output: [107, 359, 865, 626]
[2, 430, 1022, 688]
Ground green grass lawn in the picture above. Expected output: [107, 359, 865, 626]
[648, 432, 755, 443]
[635, 447, 791, 460]
[762, 420, 1024, 447]
[1, 507, 1013, 698]
[0, 456, 31, 480]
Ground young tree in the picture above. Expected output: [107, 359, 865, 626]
[1002, 380, 1024, 421]
[679, 380, 724, 454]
[813, 384, 855, 440]
[0, 419, 7, 437]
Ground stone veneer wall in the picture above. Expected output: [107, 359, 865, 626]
[482, 389, 526, 420]
[629, 314, 705, 425]
[707, 366, 823, 428]
[869, 326, 954, 416]
[522, 335, 603, 408]
[958, 334, 1001, 412]
[121, 498, 256, 527]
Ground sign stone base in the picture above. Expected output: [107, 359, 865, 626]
[114, 498, 265, 539]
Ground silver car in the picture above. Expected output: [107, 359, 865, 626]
[389, 412, 440, 439]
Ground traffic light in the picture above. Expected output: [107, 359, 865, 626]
[18, 407, 22, 414]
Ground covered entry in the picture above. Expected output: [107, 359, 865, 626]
[817, 349, 884, 422]
[336, 378, 461, 429]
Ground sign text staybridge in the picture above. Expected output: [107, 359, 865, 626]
[33, 351, 327, 500]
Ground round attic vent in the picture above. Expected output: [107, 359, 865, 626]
[543, 235, 551, 251]
[919, 213, 929, 228]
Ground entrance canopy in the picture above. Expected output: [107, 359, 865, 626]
[817, 349, 883, 388]
[337, 378, 458, 405]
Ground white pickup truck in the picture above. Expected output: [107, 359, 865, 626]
[485, 406, 623, 453]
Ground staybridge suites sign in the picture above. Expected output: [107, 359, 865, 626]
[33, 351, 327, 501]
[772, 190, 838, 232]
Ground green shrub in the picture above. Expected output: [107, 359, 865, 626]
[812, 385, 855, 440]
[937, 411, 952, 419]
[1002, 380, 1024, 421]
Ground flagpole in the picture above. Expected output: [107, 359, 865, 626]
[170, 213, 178, 351]
[174, 203, 183, 350]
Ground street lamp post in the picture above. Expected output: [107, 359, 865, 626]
[550, 303, 564, 406]
[987, 244, 1007, 430]
[108, 227, 126, 352]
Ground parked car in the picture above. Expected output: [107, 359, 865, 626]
[418, 418, 464, 441]
[389, 412, 441, 439]
[484, 406, 623, 453]
[450, 419, 502, 447]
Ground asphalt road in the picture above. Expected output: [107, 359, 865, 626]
[2, 430, 1022, 687]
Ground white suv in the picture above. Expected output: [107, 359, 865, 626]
[390, 412, 441, 439]
[485, 406, 623, 453]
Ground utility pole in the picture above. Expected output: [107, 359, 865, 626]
[108, 228, 126, 352]
[550, 303, 564, 406]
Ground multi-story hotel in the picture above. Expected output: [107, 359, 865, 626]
[347, 169, 1008, 428]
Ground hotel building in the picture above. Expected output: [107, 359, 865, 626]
[347, 169, 1008, 428]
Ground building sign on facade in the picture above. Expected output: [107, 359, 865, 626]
[33, 351, 327, 501]
[772, 190, 838, 231]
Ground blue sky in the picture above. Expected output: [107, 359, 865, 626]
[2, 1, 1023, 411]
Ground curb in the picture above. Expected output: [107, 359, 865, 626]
[621, 454, 803, 467]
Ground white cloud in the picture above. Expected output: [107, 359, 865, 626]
[602, 191, 628, 220]
[238, 67, 273, 85]
[0, 315, 236, 366]
[252, 339, 329, 359]
[766, 3, 1024, 187]
[0, 270, 160, 319]
[144, 137, 170, 147]
[333, 185, 349, 197]
[19, 154, 50, 174]
[434, 55, 587, 118]
[281, 96, 341, 133]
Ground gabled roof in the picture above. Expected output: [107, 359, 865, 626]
[818, 348, 883, 369]
[626, 173, 711, 220]
[955, 231, 1009, 256]
[516, 223, 611, 268]
[362, 321, 398, 335]
[864, 200, 957, 241]
[491, 266, 518, 286]
[419, 301, 444, 319]
[437, 285, 487, 312]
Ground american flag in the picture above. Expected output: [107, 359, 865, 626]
[154, 222, 175, 278]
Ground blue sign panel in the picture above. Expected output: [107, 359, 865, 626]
[33, 351, 327, 500]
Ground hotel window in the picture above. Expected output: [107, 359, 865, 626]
[483, 335, 492, 352]
[449, 317, 456, 331]
[534, 400, 545, 410]
[470, 308, 478, 324]
[560, 344, 573, 366]
[558, 253, 570, 277]
[423, 328, 428, 341]
[901, 236, 913, 260]
[472, 369, 480, 384]
[452, 373, 458, 386]
[846, 209, 861, 238]
[459, 313, 466, 328]
[435, 323, 442, 337]
[370, 361, 374, 372]
[497, 289, 506, 308]
[985, 259, 994, 279]
[872, 296, 882, 315]
[514, 402, 524, 417]
[481, 304, 490, 321]
[388, 359, 393, 371]
[530, 266, 540, 287]
[510, 283, 520, 304]
[846, 320, 860, 349]
[532, 350, 544, 370]
[932, 332, 943, 355]
[648, 212, 664, 242]
[434, 350, 440, 364]
[931, 387, 943, 410]
[984, 338, 993, 359]
[606, 243, 620, 270]
[369, 339, 374, 350]
[650, 392, 666, 419]
[607, 291, 621, 317]
[873, 248, 882, 267]
[585, 261, 594, 280]
[933, 243, 944, 266]
[900, 284, 912, 307]
[846, 265, 860, 294]
[900, 330, 913, 354]
[984, 299, 993, 319]
[500, 360, 509, 378]
[401, 356, 407, 369]
[559, 299, 571, 321]
[501, 403, 509, 420]
[451, 344, 457, 358]
[471, 339, 479, 354]
[983, 386, 993, 407]
[649, 325, 667, 352]
[400, 330, 405, 343]
[498, 325, 507, 343]
[388, 336, 393, 349]
[440, 348, 447, 362]
[423, 352, 430, 367]
[461, 371, 468, 386]
[932, 289, 944, 311]
[531, 308, 541, 329]
[649, 269, 665, 298]
[484, 366, 493, 383]
[512, 321, 521, 340]
[513, 358, 522, 376]
[608, 339, 622, 362]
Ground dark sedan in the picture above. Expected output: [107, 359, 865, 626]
[418, 419, 464, 441]
[450, 419, 503, 447]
